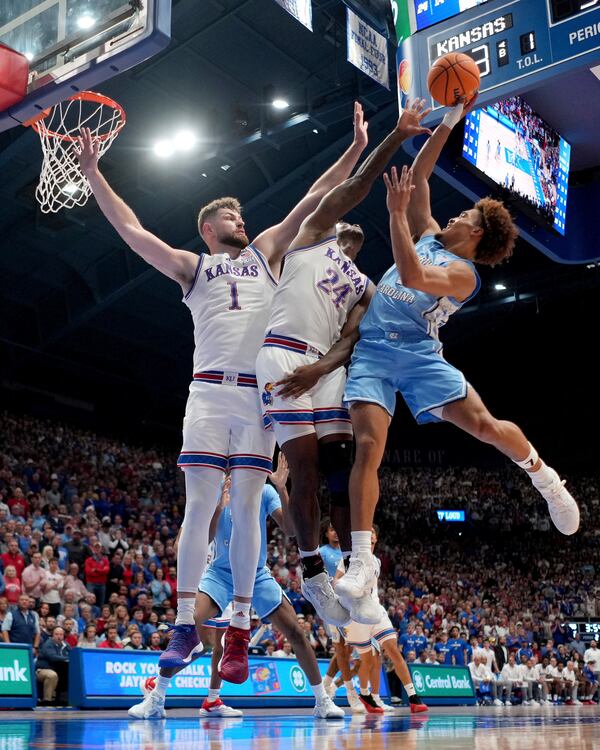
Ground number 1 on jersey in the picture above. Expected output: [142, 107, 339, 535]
[227, 281, 241, 310]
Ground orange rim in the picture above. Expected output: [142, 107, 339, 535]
[27, 90, 126, 142]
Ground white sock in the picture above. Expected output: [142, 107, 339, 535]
[373, 693, 381, 702]
[405, 681, 416, 697]
[351, 531, 371, 555]
[230, 600, 251, 629]
[311, 682, 327, 701]
[299, 548, 320, 557]
[153, 675, 170, 699]
[529, 462, 555, 487]
[207, 688, 220, 703]
[360, 687, 370, 696]
[323, 675, 333, 688]
[175, 597, 196, 626]
[344, 680, 356, 695]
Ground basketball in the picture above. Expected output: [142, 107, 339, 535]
[427, 53, 480, 107]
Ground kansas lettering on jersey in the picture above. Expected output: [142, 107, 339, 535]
[266, 236, 369, 354]
[184, 244, 277, 374]
[359, 235, 481, 342]
[211, 485, 281, 573]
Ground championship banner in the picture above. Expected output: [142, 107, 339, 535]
[68, 648, 389, 708]
[274, 0, 313, 31]
[0, 643, 37, 708]
[390, 0, 414, 44]
[407, 663, 476, 705]
[346, 8, 390, 89]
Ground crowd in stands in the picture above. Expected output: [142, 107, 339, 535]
[493, 97, 562, 226]
[1, 412, 598, 706]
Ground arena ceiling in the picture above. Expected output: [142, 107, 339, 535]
[0, 0, 598, 438]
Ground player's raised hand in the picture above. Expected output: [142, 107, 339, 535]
[274, 363, 322, 399]
[74, 127, 100, 176]
[270, 452, 289, 490]
[384, 165, 415, 215]
[396, 98, 433, 139]
[352, 101, 369, 151]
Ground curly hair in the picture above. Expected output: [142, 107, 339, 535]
[473, 197, 518, 266]
[197, 197, 242, 237]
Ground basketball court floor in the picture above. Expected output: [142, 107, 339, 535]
[3, 707, 600, 750]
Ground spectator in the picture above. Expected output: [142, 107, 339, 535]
[125, 630, 146, 651]
[148, 631, 163, 651]
[2, 593, 40, 651]
[1, 538, 26, 578]
[63, 563, 88, 603]
[584, 640, 600, 677]
[273, 640, 294, 658]
[0, 597, 9, 627]
[77, 623, 98, 648]
[99, 624, 123, 649]
[36, 626, 71, 705]
[314, 625, 332, 658]
[21, 552, 46, 607]
[40, 558, 64, 617]
[149, 567, 171, 609]
[64, 530, 91, 570]
[84, 541, 109, 605]
[62, 618, 79, 648]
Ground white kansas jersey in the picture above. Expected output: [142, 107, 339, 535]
[266, 236, 369, 354]
[184, 245, 277, 374]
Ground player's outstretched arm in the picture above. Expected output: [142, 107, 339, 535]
[293, 99, 432, 246]
[408, 98, 475, 238]
[269, 452, 293, 536]
[76, 128, 198, 292]
[274, 284, 375, 399]
[385, 166, 476, 301]
[252, 102, 369, 266]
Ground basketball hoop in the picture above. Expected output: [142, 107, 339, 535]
[25, 91, 126, 213]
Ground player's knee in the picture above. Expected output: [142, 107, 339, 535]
[285, 624, 305, 648]
[354, 431, 383, 464]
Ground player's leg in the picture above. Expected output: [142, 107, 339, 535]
[313, 367, 355, 558]
[162, 439, 225, 668]
[380, 638, 428, 713]
[257, 580, 344, 718]
[335, 397, 391, 621]
[220, 415, 274, 683]
[319, 435, 353, 558]
[353, 646, 383, 714]
[257, 348, 348, 626]
[199, 621, 243, 717]
[166, 393, 228, 669]
[129, 593, 218, 719]
[442, 386, 579, 535]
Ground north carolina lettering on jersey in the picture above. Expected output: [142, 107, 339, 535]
[204, 262, 259, 281]
[378, 282, 415, 304]
[325, 246, 365, 294]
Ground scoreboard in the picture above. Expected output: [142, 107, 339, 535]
[567, 620, 600, 643]
[396, 0, 600, 117]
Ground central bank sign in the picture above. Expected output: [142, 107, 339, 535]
[410, 665, 474, 698]
[0, 646, 34, 697]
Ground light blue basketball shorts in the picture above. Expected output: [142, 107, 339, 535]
[344, 335, 468, 424]
[198, 565, 288, 623]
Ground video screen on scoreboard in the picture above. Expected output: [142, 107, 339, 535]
[414, 0, 491, 31]
[462, 97, 570, 235]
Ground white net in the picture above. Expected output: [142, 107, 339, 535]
[31, 92, 125, 213]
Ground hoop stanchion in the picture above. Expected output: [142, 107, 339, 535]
[26, 91, 126, 213]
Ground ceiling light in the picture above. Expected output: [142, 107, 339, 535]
[494, 283, 507, 291]
[62, 182, 79, 195]
[272, 98, 289, 110]
[173, 130, 197, 151]
[312, 128, 319, 134]
[24, 51, 34, 62]
[220, 164, 231, 171]
[77, 15, 96, 30]
[153, 140, 174, 158]
[201, 172, 207, 178]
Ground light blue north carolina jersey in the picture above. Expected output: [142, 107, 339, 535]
[359, 236, 481, 341]
[211, 484, 281, 572]
[319, 544, 343, 578]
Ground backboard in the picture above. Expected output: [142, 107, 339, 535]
[0, 0, 171, 132]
